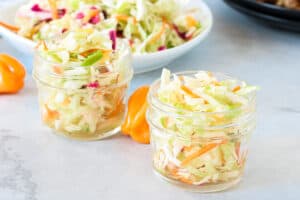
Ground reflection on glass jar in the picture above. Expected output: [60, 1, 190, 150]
[147, 71, 256, 192]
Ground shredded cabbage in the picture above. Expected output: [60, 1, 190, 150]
[15, 0, 204, 53]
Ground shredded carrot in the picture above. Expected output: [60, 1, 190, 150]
[183, 145, 195, 152]
[232, 85, 241, 92]
[180, 85, 200, 98]
[42, 40, 48, 51]
[36, 41, 48, 51]
[80, 49, 98, 57]
[186, 15, 198, 28]
[94, 90, 102, 98]
[179, 177, 193, 184]
[214, 81, 221, 86]
[181, 85, 209, 104]
[62, 97, 71, 106]
[0, 21, 19, 32]
[149, 23, 166, 44]
[99, 50, 112, 64]
[166, 163, 178, 175]
[181, 143, 218, 166]
[53, 66, 63, 74]
[106, 101, 124, 118]
[166, 162, 193, 184]
[115, 14, 137, 24]
[48, 0, 59, 19]
[84, 9, 100, 23]
[81, 48, 111, 56]
[43, 104, 59, 122]
[235, 142, 240, 158]
[42, 41, 48, 51]
[169, 167, 178, 175]
[181, 140, 227, 167]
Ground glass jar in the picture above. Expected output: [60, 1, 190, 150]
[33, 41, 133, 141]
[147, 71, 256, 192]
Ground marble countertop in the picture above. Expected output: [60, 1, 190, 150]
[1, 1, 300, 200]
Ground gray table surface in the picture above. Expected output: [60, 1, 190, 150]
[1, 1, 300, 200]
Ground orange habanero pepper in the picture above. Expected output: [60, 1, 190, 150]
[121, 86, 150, 144]
[0, 54, 26, 94]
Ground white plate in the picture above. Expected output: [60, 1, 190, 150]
[0, 0, 212, 74]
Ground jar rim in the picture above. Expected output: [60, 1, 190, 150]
[32, 67, 133, 92]
[33, 37, 133, 91]
[146, 109, 255, 142]
[148, 70, 256, 117]
[34, 38, 129, 80]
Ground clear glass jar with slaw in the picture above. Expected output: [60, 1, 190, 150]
[33, 29, 133, 140]
[147, 69, 256, 192]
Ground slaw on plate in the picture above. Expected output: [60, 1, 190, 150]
[16, 0, 204, 53]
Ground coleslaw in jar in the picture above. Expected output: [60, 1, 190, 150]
[147, 69, 257, 192]
[33, 28, 133, 140]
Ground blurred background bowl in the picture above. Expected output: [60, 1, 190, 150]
[224, 0, 300, 32]
[0, 0, 213, 74]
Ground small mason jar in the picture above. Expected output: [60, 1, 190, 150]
[147, 71, 256, 192]
[33, 40, 133, 141]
